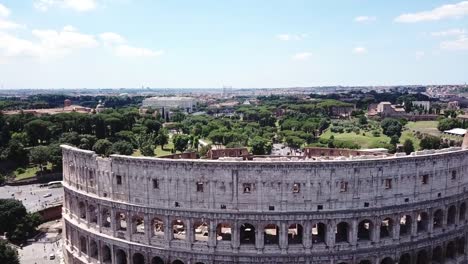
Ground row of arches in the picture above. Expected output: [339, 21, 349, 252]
[71, 199, 467, 247]
[73, 234, 466, 264]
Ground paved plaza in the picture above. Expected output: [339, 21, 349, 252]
[0, 184, 63, 212]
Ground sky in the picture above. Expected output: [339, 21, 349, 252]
[0, 0, 468, 89]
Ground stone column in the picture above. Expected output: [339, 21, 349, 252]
[428, 210, 434, 235]
[97, 203, 102, 233]
[232, 221, 240, 252]
[208, 221, 216, 251]
[393, 216, 400, 241]
[411, 212, 418, 237]
[110, 207, 117, 237]
[255, 224, 263, 253]
[304, 221, 312, 251]
[373, 218, 380, 244]
[145, 214, 152, 244]
[350, 219, 358, 246]
[164, 216, 172, 248]
[326, 220, 335, 248]
[279, 221, 288, 253]
[186, 218, 194, 248]
[126, 211, 131, 240]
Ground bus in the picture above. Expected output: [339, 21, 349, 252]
[47, 181, 63, 188]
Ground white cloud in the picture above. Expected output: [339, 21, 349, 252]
[292, 52, 312, 61]
[0, 19, 23, 30]
[395, 1, 468, 23]
[353, 47, 367, 54]
[431, 28, 466, 37]
[354, 16, 376, 23]
[415, 51, 425, 59]
[0, 26, 98, 59]
[34, 0, 97, 12]
[441, 36, 468, 50]
[100, 32, 126, 44]
[276, 33, 308, 41]
[114, 45, 163, 58]
[0, 3, 11, 17]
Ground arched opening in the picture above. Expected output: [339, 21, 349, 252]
[446, 241, 456, 259]
[335, 222, 349, 243]
[357, 219, 373, 241]
[116, 249, 127, 264]
[172, 260, 184, 264]
[172, 219, 186, 240]
[79, 202, 86, 219]
[417, 212, 428, 233]
[152, 218, 164, 238]
[458, 237, 466, 255]
[359, 260, 372, 264]
[380, 257, 393, 264]
[288, 223, 303, 244]
[117, 212, 127, 231]
[216, 223, 231, 241]
[79, 236, 87, 254]
[416, 250, 428, 264]
[194, 221, 209, 242]
[433, 209, 444, 229]
[399, 253, 411, 264]
[151, 257, 165, 264]
[88, 205, 98, 224]
[399, 215, 412, 236]
[312, 222, 326, 244]
[264, 224, 279, 245]
[133, 253, 145, 264]
[89, 240, 98, 259]
[133, 215, 145, 234]
[460, 202, 466, 222]
[380, 218, 393, 239]
[102, 245, 111, 264]
[432, 246, 443, 263]
[448, 205, 457, 226]
[102, 208, 111, 228]
[240, 223, 255, 244]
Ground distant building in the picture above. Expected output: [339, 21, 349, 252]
[447, 101, 460, 110]
[142, 97, 196, 113]
[330, 105, 355, 118]
[376, 102, 406, 118]
[64, 99, 72, 107]
[206, 148, 250, 160]
[412, 101, 431, 111]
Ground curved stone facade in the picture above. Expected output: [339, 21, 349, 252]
[61, 145, 468, 264]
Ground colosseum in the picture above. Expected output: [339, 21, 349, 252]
[62, 138, 468, 264]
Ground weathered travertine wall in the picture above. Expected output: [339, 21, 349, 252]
[61, 145, 468, 264]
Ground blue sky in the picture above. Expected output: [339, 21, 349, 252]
[0, 0, 468, 89]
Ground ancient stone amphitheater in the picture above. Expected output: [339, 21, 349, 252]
[62, 142, 468, 264]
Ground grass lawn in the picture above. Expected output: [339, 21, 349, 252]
[406, 121, 440, 136]
[400, 129, 420, 150]
[14, 163, 52, 180]
[320, 129, 391, 149]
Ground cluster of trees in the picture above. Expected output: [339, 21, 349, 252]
[0, 199, 41, 243]
[0, 240, 19, 264]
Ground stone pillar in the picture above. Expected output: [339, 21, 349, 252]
[326, 220, 335, 248]
[454, 206, 460, 227]
[411, 212, 418, 237]
[110, 207, 117, 237]
[255, 223, 264, 252]
[393, 216, 400, 241]
[97, 203, 102, 233]
[279, 221, 288, 253]
[164, 216, 172, 247]
[232, 221, 240, 252]
[126, 211, 131, 239]
[208, 221, 216, 250]
[350, 219, 358, 246]
[304, 221, 312, 251]
[145, 214, 152, 244]
[428, 210, 434, 235]
[186, 218, 194, 248]
[373, 218, 380, 244]
[110, 245, 115, 264]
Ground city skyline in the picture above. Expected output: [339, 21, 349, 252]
[1, 0, 468, 89]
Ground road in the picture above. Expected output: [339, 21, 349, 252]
[0, 184, 63, 212]
[18, 238, 63, 264]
